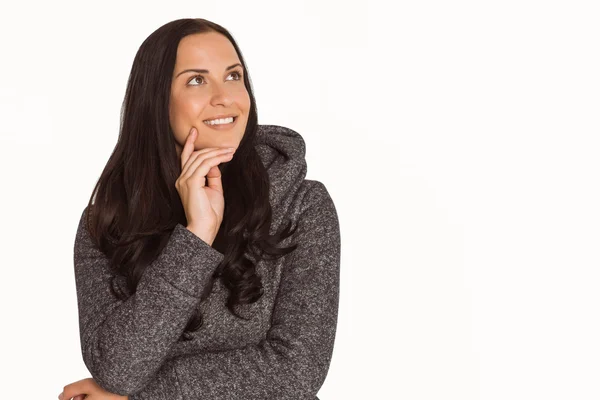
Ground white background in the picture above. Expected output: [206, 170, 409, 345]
[1, 0, 599, 399]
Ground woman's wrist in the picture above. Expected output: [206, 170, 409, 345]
[185, 224, 215, 246]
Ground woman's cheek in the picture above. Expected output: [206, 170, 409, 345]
[171, 103, 191, 138]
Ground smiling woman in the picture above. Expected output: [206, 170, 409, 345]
[64, 17, 340, 400]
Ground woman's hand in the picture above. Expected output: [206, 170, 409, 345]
[58, 377, 128, 400]
[176, 126, 236, 245]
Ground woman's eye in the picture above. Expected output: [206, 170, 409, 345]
[229, 71, 242, 80]
[188, 71, 242, 86]
[189, 76, 205, 85]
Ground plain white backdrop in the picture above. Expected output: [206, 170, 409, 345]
[1, 0, 599, 399]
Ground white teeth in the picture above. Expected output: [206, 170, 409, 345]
[204, 117, 235, 125]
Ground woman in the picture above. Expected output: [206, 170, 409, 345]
[58, 18, 340, 400]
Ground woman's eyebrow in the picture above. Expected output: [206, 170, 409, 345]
[176, 63, 242, 78]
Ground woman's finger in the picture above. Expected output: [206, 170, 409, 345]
[187, 151, 234, 189]
[181, 148, 233, 182]
[180, 127, 197, 169]
[181, 147, 229, 177]
[59, 378, 93, 400]
[205, 154, 232, 194]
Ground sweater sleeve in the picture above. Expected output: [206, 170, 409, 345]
[128, 181, 341, 400]
[73, 207, 225, 395]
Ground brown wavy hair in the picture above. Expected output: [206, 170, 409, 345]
[83, 18, 298, 340]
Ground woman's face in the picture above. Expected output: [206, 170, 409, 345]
[169, 32, 250, 157]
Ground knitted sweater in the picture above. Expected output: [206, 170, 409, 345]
[73, 125, 341, 400]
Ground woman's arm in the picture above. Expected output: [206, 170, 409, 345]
[128, 181, 341, 400]
[74, 207, 224, 396]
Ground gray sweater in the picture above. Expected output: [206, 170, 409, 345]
[73, 125, 341, 400]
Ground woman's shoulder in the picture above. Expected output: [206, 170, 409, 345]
[283, 179, 336, 228]
[301, 179, 334, 206]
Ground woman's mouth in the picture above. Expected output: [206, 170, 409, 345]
[203, 116, 238, 130]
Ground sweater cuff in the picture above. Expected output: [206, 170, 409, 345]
[144, 223, 225, 298]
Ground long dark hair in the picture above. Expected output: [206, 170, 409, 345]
[83, 18, 298, 340]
